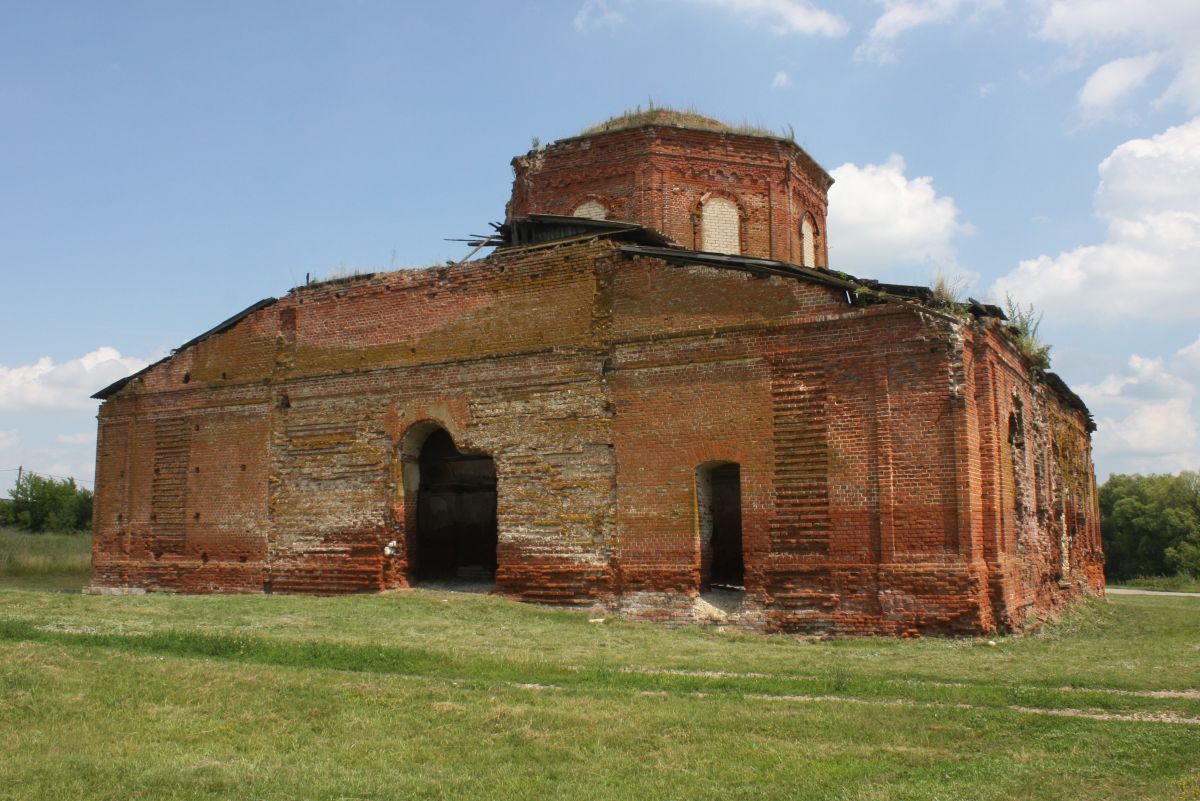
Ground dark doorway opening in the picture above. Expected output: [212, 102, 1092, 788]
[699, 462, 744, 590]
[415, 429, 498, 582]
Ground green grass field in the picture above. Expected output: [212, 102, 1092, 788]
[1, 532, 1197, 800]
[0, 526, 92, 591]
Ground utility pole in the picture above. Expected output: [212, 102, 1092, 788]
[16, 465, 21, 486]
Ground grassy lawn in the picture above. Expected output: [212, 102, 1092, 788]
[1, 552, 1198, 799]
[0, 526, 92, 591]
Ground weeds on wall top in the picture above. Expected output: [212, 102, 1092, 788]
[301, 267, 378, 290]
[578, 103, 790, 141]
[928, 273, 969, 317]
[1004, 294, 1052, 372]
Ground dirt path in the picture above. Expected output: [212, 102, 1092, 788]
[1108, 588, 1200, 597]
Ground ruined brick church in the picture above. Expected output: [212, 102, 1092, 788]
[89, 110, 1105, 634]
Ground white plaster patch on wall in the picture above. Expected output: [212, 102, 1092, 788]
[702, 198, 740, 254]
[573, 200, 608, 220]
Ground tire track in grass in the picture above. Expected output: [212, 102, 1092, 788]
[4, 619, 1198, 725]
[502, 682, 1200, 725]
[744, 693, 1200, 726]
[615, 666, 1200, 700]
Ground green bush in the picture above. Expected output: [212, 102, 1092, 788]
[1100, 471, 1200, 580]
[2, 473, 93, 533]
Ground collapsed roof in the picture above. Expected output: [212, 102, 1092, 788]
[93, 214, 1091, 430]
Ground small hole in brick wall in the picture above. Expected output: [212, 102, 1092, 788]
[117, 513, 122, 522]
[193, 512, 201, 521]
[154, 467, 160, 475]
[201, 553, 209, 564]
[182, 372, 190, 383]
[221, 372, 227, 380]
[240, 464, 247, 471]
[239, 555, 247, 563]
[153, 550, 163, 560]
[278, 394, 291, 409]
[150, 513, 157, 521]
[194, 424, 200, 431]
[195, 466, 200, 473]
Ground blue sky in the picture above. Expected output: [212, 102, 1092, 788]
[2, 0, 1198, 493]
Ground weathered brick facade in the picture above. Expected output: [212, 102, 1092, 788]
[89, 114, 1104, 634]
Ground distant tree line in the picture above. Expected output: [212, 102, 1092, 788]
[1100, 471, 1200, 581]
[0, 473, 93, 533]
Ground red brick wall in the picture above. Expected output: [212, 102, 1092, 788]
[966, 327, 1105, 627]
[509, 126, 832, 265]
[91, 237, 1103, 634]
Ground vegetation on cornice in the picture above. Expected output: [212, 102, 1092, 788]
[1005, 294, 1053, 372]
[297, 267, 379, 291]
[928, 273, 968, 317]
[578, 103, 789, 140]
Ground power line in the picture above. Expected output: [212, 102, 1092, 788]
[0, 466, 93, 486]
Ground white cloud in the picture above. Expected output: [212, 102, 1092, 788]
[575, 0, 626, 31]
[0, 425, 98, 494]
[575, 0, 852, 37]
[42, 464, 78, 481]
[1100, 397, 1197, 465]
[1078, 345, 1200, 475]
[1175, 336, 1200, 380]
[683, 0, 848, 36]
[771, 70, 791, 89]
[856, 0, 1001, 63]
[1037, 0, 1200, 50]
[1037, 0, 1200, 112]
[1077, 53, 1162, 119]
[827, 153, 974, 279]
[991, 117, 1200, 321]
[0, 347, 148, 411]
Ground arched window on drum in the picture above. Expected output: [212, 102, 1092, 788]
[801, 213, 818, 268]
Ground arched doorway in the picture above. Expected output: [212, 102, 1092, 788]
[414, 428, 498, 582]
[697, 462, 744, 590]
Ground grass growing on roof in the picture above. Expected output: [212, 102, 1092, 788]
[578, 103, 785, 140]
[928, 271, 970, 316]
[1004, 294, 1053, 371]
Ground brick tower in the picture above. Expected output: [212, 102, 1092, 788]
[507, 109, 834, 267]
